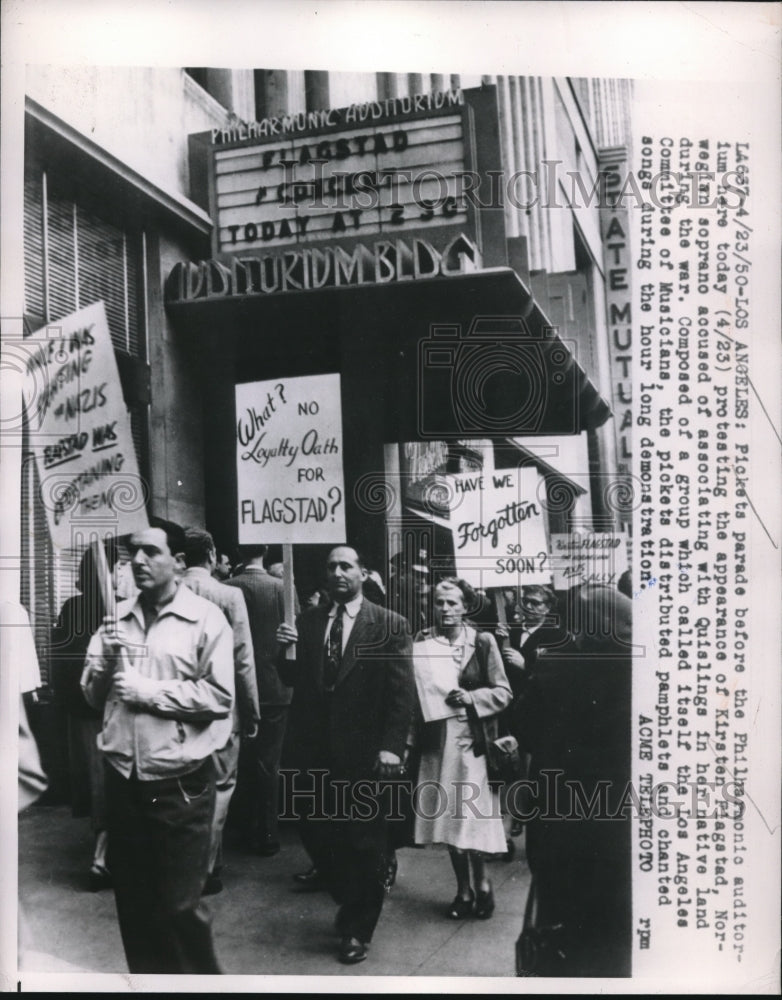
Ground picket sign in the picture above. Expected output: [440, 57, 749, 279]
[235, 373, 348, 660]
[22, 302, 149, 664]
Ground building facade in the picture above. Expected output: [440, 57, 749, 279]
[20, 66, 633, 758]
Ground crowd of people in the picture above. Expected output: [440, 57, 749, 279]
[42, 518, 633, 976]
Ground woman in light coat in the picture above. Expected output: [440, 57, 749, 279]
[413, 577, 512, 920]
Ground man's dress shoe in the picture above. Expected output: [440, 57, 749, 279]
[292, 865, 326, 891]
[338, 935, 368, 964]
[201, 872, 224, 896]
[88, 864, 112, 892]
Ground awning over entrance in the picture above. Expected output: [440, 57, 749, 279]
[167, 266, 612, 442]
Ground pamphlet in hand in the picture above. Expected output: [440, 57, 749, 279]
[412, 639, 461, 722]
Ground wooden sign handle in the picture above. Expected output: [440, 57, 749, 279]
[92, 538, 114, 618]
[492, 589, 509, 651]
[92, 537, 129, 672]
[282, 544, 297, 660]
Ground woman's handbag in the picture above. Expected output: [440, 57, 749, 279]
[486, 732, 525, 783]
[461, 631, 524, 782]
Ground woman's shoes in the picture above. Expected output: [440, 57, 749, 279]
[475, 885, 495, 919]
[447, 885, 494, 919]
[447, 890, 475, 919]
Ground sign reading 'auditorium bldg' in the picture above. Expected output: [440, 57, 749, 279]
[167, 87, 508, 303]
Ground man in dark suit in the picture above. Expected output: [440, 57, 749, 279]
[514, 585, 633, 976]
[276, 546, 414, 965]
[496, 585, 569, 698]
[495, 585, 570, 843]
[225, 544, 295, 856]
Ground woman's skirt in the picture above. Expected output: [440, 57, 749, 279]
[414, 714, 506, 854]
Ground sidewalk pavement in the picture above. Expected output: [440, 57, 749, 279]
[17, 804, 531, 980]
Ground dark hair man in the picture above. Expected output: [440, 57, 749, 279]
[225, 543, 296, 855]
[213, 551, 233, 582]
[81, 520, 234, 974]
[496, 584, 568, 693]
[181, 527, 261, 892]
[276, 545, 414, 965]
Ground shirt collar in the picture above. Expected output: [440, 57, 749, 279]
[449, 625, 476, 649]
[184, 566, 211, 579]
[328, 594, 363, 620]
[121, 580, 202, 627]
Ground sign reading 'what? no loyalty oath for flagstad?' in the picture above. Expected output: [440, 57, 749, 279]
[447, 466, 550, 589]
[21, 301, 148, 550]
[236, 373, 346, 545]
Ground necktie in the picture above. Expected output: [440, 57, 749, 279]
[324, 604, 345, 691]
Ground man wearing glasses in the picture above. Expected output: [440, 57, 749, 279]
[495, 585, 568, 689]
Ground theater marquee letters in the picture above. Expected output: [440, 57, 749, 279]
[165, 232, 481, 303]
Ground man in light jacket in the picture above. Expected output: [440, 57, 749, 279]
[82, 519, 234, 974]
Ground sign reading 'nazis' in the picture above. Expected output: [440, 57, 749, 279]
[21, 301, 148, 549]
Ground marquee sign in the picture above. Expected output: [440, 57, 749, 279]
[170, 87, 506, 307]
[212, 107, 470, 254]
[189, 87, 505, 257]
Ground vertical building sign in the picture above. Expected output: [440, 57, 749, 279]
[600, 147, 633, 529]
